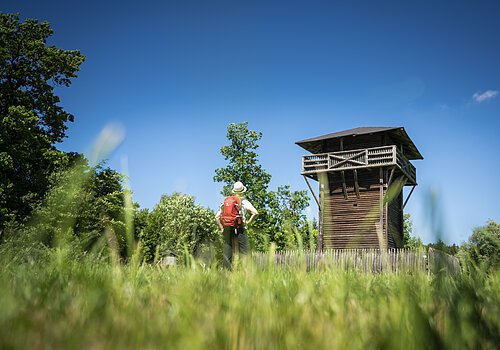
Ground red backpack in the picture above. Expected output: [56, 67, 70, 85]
[220, 196, 243, 228]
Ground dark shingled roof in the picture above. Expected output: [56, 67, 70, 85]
[296, 126, 423, 160]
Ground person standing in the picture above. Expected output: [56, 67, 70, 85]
[215, 181, 258, 268]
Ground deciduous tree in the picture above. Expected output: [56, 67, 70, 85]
[213, 122, 271, 209]
[403, 213, 423, 249]
[140, 193, 218, 262]
[0, 13, 85, 230]
[214, 122, 311, 250]
[458, 220, 500, 272]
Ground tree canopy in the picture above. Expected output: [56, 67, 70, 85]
[214, 122, 313, 250]
[0, 13, 85, 229]
[403, 213, 423, 249]
[213, 122, 271, 210]
[458, 220, 500, 272]
[140, 193, 218, 263]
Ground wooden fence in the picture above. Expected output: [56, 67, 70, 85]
[250, 248, 460, 274]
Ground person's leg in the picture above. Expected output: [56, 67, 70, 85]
[222, 226, 234, 268]
[237, 227, 250, 255]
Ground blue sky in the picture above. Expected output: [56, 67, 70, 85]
[3, 0, 499, 244]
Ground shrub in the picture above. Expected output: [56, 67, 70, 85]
[140, 193, 219, 262]
[458, 220, 500, 272]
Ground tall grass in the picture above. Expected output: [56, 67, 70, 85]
[0, 250, 498, 349]
[1, 126, 498, 349]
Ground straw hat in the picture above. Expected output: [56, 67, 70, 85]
[232, 181, 247, 193]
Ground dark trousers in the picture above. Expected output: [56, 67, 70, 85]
[222, 226, 249, 268]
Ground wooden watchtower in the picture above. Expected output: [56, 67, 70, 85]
[296, 127, 423, 250]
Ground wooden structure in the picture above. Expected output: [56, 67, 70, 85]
[296, 127, 423, 250]
[251, 249, 460, 274]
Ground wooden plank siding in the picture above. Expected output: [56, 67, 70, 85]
[320, 170, 404, 249]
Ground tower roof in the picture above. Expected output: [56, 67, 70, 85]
[296, 126, 423, 160]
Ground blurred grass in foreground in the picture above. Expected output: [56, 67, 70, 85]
[1, 126, 498, 349]
[0, 252, 498, 349]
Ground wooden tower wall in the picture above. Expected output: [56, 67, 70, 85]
[320, 169, 404, 249]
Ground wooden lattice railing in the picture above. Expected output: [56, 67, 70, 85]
[302, 145, 416, 184]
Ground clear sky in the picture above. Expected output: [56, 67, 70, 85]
[3, 0, 499, 244]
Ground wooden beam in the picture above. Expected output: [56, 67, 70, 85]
[317, 174, 328, 252]
[341, 171, 348, 200]
[353, 169, 360, 199]
[303, 175, 320, 210]
[329, 151, 367, 168]
[379, 168, 385, 249]
[317, 214, 323, 252]
[403, 185, 416, 209]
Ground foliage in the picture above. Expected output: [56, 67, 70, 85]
[214, 122, 312, 251]
[133, 207, 149, 239]
[0, 13, 85, 229]
[0, 250, 499, 349]
[140, 193, 219, 262]
[266, 185, 314, 250]
[458, 220, 500, 272]
[1, 159, 131, 260]
[403, 213, 423, 249]
[214, 122, 271, 209]
[428, 240, 460, 256]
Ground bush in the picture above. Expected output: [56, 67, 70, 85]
[140, 193, 219, 263]
[1, 161, 132, 262]
[458, 220, 500, 272]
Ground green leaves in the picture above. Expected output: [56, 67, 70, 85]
[140, 193, 219, 262]
[214, 122, 271, 209]
[403, 213, 423, 249]
[0, 13, 85, 230]
[458, 220, 500, 272]
[214, 122, 313, 251]
[0, 13, 84, 142]
[266, 185, 312, 250]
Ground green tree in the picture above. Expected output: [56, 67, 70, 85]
[403, 213, 423, 249]
[213, 122, 272, 250]
[140, 193, 219, 263]
[2, 158, 133, 261]
[0, 13, 85, 230]
[214, 122, 271, 209]
[267, 185, 311, 250]
[43, 163, 126, 247]
[428, 240, 459, 256]
[214, 122, 311, 251]
[458, 220, 500, 272]
[133, 208, 149, 240]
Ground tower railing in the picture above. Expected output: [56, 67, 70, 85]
[302, 145, 416, 184]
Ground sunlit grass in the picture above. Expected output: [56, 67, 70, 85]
[1, 125, 498, 349]
[0, 250, 498, 349]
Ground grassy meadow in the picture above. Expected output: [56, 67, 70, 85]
[1, 246, 499, 350]
[0, 125, 497, 349]
[2, 12, 500, 350]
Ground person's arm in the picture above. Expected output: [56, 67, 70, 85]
[243, 200, 258, 225]
[215, 209, 223, 231]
